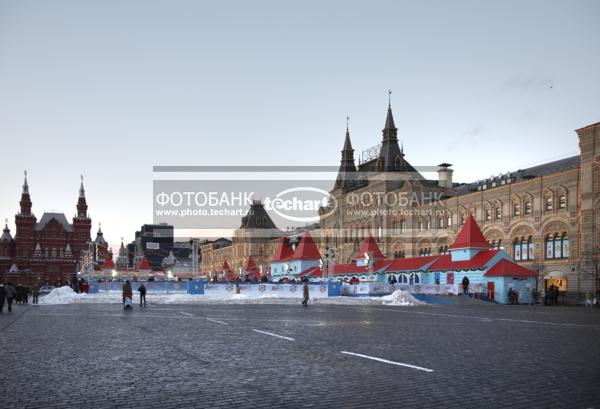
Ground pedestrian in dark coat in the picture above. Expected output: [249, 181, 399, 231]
[5, 283, 16, 312]
[302, 281, 309, 307]
[461, 276, 470, 295]
[32, 284, 40, 305]
[0, 284, 6, 313]
[122, 280, 133, 306]
[138, 283, 147, 307]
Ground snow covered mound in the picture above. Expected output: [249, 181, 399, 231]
[39, 286, 85, 305]
[380, 290, 423, 306]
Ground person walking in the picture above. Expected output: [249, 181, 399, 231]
[5, 283, 16, 313]
[302, 280, 309, 307]
[32, 284, 40, 305]
[0, 284, 6, 313]
[461, 276, 470, 296]
[122, 280, 133, 308]
[138, 282, 147, 307]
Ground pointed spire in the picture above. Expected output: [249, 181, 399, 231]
[383, 106, 397, 141]
[79, 174, 85, 198]
[343, 114, 353, 152]
[22, 170, 29, 194]
[1, 218, 12, 241]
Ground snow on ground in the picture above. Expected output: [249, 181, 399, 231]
[39, 286, 426, 306]
[380, 290, 424, 306]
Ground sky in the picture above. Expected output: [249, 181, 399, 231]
[0, 0, 599, 250]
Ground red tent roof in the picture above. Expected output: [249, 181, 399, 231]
[272, 237, 294, 262]
[243, 255, 258, 272]
[484, 259, 538, 277]
[449, 214, 490, 250]
[354, 234, 386, 260]
[426, 250, 499, 271]
[385, 256, 438, 272]
[102, 255, 115, 270]
[221, 260, 231, 272]
[292, 231, 321, 261]
[137, 256, 152, 271]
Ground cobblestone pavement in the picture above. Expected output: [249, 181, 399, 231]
[0, 301, 599, 409]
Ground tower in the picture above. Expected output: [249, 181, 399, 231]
[15, 171, 36, 263]
[72, 175, 92, 260]
[335, 115, 357, 190]
[378, 96, 405, 173]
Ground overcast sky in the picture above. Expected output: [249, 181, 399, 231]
[0, 0, 598, 250]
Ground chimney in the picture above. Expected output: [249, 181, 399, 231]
[437, 163, 453, 189]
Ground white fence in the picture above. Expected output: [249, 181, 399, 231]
[203, 283, 330, 299]
[342, 283, 463, 296]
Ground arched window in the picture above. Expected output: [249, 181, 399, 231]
[545, 233, 568, 259]
[545, 197, 553, 211]
[525, 201, 532, 215]
[513, 203, 520, 217]
[411, 273, 420, 284]
[495, 207, 501, 220]
[447, 215, 452, 227]
[460, 213, 466, 225]
[485, 208, 491, 221]
[558, 195, 567, 209]
[514, 236, 533, 261]
[439, 245, 449, 255]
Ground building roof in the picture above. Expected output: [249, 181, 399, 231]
[354, 234, 386, 260]
[221, 260, 231, 272]
[1, 223, 12, 241]
[291, 231, 321, 261]
[426, 250, 500, 271]
[35, 212, 73, 232]
[454, 155, 580, 195]
[95, 227, 107, 245]
[484, 258, 537, 277]
[137, 256, 152, 271]
[102, 255, 115, 270]
[272, 237, 294, 262]
[448, 214, 490, 250]
[239, 201, 277, 229]
[386, 256, 438, 272]
[243, 255, 259, 273]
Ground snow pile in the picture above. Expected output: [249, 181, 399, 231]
[380, 290, 423, 306]
[38, 286, 86, 305]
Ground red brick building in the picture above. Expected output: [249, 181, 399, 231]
[0, 173, 93, 286]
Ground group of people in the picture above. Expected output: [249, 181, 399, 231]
[0, 283, 42, 312]
[544, 284, 561, 306]
[121, 280, 147, 309]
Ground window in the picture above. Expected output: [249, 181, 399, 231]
[439, 245, 449, 255]
[419, 248, 431, 257]
[513, 203, 520, 217]
[394, 250, 405, 258]
[558, 195, 566, 209]
[514, 237, 533, 261]
[460, 213, 466, 225]
[425, 219, 430, 230]
[545, 233, 568, 259]
[525, 201, 532, 215]
[485, 208, 491, 221]
[545, 197, 553, 211]
[438, 217, 444, 228]
[447, 216, 452, 227]
[51, 248, 57, 258]
[495, 207, 501, 220]
[490, 239, 503, 250]
[419, 221, 424, 231]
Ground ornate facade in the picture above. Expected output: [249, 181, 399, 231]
[0, 173, 95, 285]
[200, 104, 598, 297]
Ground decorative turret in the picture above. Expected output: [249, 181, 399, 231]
[335, 115, 358, 190]
[19, 170, 32, 216]
[94, 223, 107, 246]
[1, 219, 13, 242]
[378, 94, 405, 173]
[76, 175, 88, 218]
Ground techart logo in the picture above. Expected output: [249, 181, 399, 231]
[263, 187, 336, 223]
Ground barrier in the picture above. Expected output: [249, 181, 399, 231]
[203, 282, 329, 299]
[342, 282, 461, 296]
[93, 281, 193, 294]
